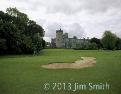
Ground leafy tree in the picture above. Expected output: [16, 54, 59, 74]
[27, 20, 44, 37]
[0, 7, 45, 55]
[32, 33, 42, 54]
[101, 31, 117, 50]
[116, 38, 121, 50]
[42, 39, 46, 48]
[87, 43, 98, 50]
[0, 39, 7, 54]
[90, 37, 102, 49]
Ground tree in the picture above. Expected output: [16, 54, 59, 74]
[116, 38, 121, 50]
[0, 38, 7, 54]
[86, 43, 98, 50]
[90, 37, 102, 49]
[101, 31, 117, 50]
[42, 39, 46, 48]
[32, 33, 42, 54]
[0, 7, 45, 55]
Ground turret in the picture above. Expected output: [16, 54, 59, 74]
[56, 28, 63, 48]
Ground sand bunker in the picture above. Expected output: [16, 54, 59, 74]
[41, 57, 96, 69]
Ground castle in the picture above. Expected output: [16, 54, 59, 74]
[51, 28, 89, 48]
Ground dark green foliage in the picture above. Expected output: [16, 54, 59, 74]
[116, 38, 121, 50]
[0, 8, 45, 55]
[0, 38, 7, 54]
[42, 39, 46, 48]
[87, 42, 98, 50]
[32, 33, 43, 54]
[90, 37, 102, 49]
[101, 31, 118, 50]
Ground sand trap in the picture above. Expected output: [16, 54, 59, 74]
[41, 57, 96, 69]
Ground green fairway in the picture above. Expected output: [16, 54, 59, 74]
[0, 49, 121, 94]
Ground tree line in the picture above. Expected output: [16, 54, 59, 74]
[75, 31, 121, 50]
[0, 8, 45, 55]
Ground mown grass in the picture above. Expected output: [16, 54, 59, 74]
[0, 49, 121, 94]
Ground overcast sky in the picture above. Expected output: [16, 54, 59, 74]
[0, 0, 121, 42]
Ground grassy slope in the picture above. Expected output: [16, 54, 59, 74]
[0, 49, 121, 94]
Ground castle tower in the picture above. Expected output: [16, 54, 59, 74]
[56, 28, 63, 48]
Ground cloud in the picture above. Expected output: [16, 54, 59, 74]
[44, 22, 85, 39]
[0, 0, 121, 42]
[44, 22, 61, 38]
[17, 0, 121, 14]
[63, 23, 85, 38]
